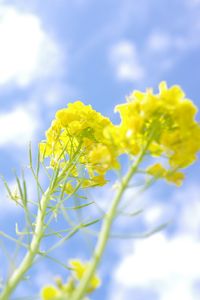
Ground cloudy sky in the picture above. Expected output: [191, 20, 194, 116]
[0, 0, 200, 299]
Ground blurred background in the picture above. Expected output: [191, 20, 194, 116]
[0, 0, 200, 299]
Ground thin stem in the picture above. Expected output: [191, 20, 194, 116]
[0, 231, 28, 249]
[0, 189, 51, 300]
[0, 145, 82, 300]
[71, 149, 146, 300]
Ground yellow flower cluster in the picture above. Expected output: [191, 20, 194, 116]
[108, 81, 200, 185]
[40, 101, 119, 187]
[40, 83, 200, 186]
[41, 259, 100, 300]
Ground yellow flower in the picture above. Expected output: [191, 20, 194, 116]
[158, 81, 185, 105]
[146, 163, 167, 178]
[70, 260, 86, 279]
[148, 142, 163, 156]
[55, 101, 111, 139]
[40, 83, 200, 188]
[87, 144, 119, 175]
[81, 174, 107, 188]
[113, 81, 200, 184]
[146, 163, 185, 186]
[70, 259, 101, 293]
[41, 280, 75, 300]
[41, 260, 100, 300]
[166, 171, 185, 186]
[39, 101, 119, 188]
[64, 182, 74, 194]
[41, 285, 60, 300]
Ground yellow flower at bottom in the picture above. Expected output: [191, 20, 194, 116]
[70, 260, 85, 279]
[70, 259, 101, 293]
[41, 285, 60, 300]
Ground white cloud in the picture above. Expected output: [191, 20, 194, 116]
[147, 32, 172, 52]
[115, 234, 200, 285]
[147, 31, 191, 54]
[0, 105, 38, 147]
[144, 204, 166, 224]
[172, 185, 200, 236]
[109, 41, 145, 82]
[0, 5, 61, 86]
[108, 183, 200, 300]
[110, 234, 200, 300]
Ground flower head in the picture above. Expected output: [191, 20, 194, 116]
[41, 259, 101, 300]
[40, 101, 119, 187]
[40, 83, 200, 187]
[110, 81, 200, 184]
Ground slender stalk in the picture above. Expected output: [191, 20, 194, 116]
[0, 145, 82, 299]
[0, 189, 51, 300]
[71, 150, 146, 300]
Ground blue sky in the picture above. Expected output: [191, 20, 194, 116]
[1, 0, 200, 299]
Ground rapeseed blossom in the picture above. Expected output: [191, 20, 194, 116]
[38, 82, 200, 299]
[40, 82, 200, 187]
[41, 260, 100, 300]
[109, 82, 200, 185]
[41, 286, 60, 300]
[40, 101, 119, 187]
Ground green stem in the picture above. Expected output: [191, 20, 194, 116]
[71, 151, 145, 300]
[0, 142, 81, 299]
[0, 189, 51, 300]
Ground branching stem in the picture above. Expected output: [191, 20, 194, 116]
[0, 189, 51, 300]
[71, 148, 146, 300]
